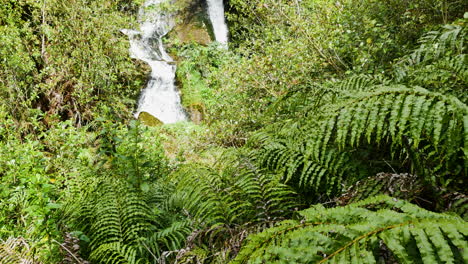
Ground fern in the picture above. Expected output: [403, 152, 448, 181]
[256, 139, 354, 196]
[314, 86, 467, 175]
[264, 74, 389, 123]
[338, 173, 468, 221]
[337, 173, 424, 205]
[410, 24, 465, 65]
[173, 151, 298, 227]
[147, 220, 192, 258]
[395, 18, 467, 102]
[90, 242, 141, 264]
[252, 85, 466, 199]
[233, 195, 468, 263]
[169, 150, 299, 262]
[78, 180, 153, 263]
[0, 237, 40, 264]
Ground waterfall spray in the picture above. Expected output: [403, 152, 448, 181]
[123, 0, 186, 124]
[206, 0, 229, 45]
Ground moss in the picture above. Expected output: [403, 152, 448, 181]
[171, 23, 212, 45]
[138, 111, 163, 126]
[167, 0, 212, 45]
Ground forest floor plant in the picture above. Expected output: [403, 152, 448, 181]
[0, 0, 467, 263]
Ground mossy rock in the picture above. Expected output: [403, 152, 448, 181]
[138, 111, 163, 126]
[168, 0, 212, 45]
[172, 23, 211, 45]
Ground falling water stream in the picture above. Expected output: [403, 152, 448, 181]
[206, 0, 229, 45]
[124, 0, 228, 124]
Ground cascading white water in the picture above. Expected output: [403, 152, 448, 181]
[206, 0, 229, 45]
[123, 0, 186, 123]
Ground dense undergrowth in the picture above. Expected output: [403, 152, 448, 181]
[1, 0, 467, 263]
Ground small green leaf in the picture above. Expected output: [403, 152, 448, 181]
[140, 182, 150, 192]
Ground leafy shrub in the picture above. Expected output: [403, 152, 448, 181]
[0, 0, 148, 125]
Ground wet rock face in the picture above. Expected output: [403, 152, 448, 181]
[138, 111, 164, 126]
[168, 0, 212, 45]
[167, 0, 211, 124]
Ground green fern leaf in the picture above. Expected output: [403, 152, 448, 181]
[233, 196, 467, 264]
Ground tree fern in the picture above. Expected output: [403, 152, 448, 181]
[233, 195, 468, 263]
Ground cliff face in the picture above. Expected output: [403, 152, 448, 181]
[167, 0, 217, 124]
[137, 0, 214, 126]
[168, 0, 212, 45]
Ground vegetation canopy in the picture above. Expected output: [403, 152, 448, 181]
[0, 0, 466, 263]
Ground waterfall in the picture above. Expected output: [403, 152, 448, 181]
[122, 0, 186, 124]
[206, 0, 229, 45]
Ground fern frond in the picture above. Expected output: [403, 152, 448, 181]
[173, 157, 298, 227]
[397, 20, 466, 71]
[256, 140, 353, 196]
[84, 182, 152, 248]
[335, 74, 389, 93]
[168, 153, 299, 263]
[265, 74, 389, 123]
[394, 18, 467, 94]
[402, 53, 468, 103]
[233, 195, 468, 264]
[90, 242, 141, 264]
[251, 84, 466, 198]
[315, 86, 467, 174]
[337, 173, 424, 205]
[147, 220, 192, 257]
[77, 180, 154, 263]
[0, 237, 40, 264]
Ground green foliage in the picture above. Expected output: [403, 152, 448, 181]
[0, 116, 174, 262]
[78, 180, 152, 263]
[59, 121, 194, 263]
[1, 0, 467, 263]
[253, 86, 467, 200]
[0, 0, 147, 125]
[69, 178, 192, 263]
[111, 120, 169, 191]
[233, 195, 468, 263]
[0, 117, 63, 261]
[395, 17, 468, 102]
[0, 237, 40, 264]
[175, 42, 230, 125]
[202, 0, 468, 144]
[169, 150, 299, 262]
[173, 151, 298, 226]
[69, 177, 193, 263]
[314, 87, 467, 173]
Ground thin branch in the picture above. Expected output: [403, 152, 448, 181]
[52, 239, 83, 264]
